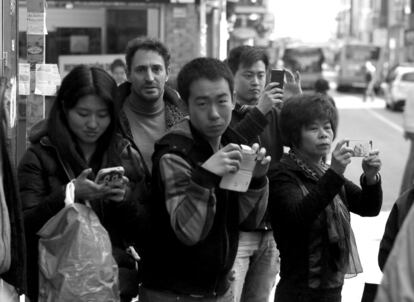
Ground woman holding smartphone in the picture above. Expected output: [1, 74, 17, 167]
[268, 93, 382, 302]
[18, 65, 148, 302]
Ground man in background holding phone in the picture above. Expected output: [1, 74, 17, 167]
[225, 45, 290, 302]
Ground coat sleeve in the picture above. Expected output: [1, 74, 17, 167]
[345, 175, 382, 217]
[269, 169, 345, 230]
[18, 149, 66, 233]
[158, 153, 219, 246]
[231, 107, 269, 144]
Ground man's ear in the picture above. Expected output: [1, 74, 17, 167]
[166, 66, 171, 82]
[231, 92, 236, 110]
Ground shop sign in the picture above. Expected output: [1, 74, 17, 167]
[27, 45, 42, 55]
[231, 27, 256, 40]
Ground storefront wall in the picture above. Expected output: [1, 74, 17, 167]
[18, 4, 160, 65]
[17, 2, 202, 82]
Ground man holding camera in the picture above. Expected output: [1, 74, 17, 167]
[226, 45, 294, 302]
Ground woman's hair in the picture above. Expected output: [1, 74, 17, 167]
[280, 93, 338, 148]
[47, 65, 119, 176]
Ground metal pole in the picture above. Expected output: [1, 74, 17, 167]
[26, 0, 46, 138]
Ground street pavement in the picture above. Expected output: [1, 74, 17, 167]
[342, 211, 389, 302]
[334, 96, 392, 302]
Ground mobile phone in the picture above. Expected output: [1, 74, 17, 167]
[346, 140, 373, 157]
[95, 166, 125, 186]
[270, 69, 285, 89]
[219, 145, 257, 192]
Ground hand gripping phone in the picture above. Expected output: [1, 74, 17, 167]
[219, 145, 257, 192]
[270, 69, 285, 89]
[95, 166, 125, 186]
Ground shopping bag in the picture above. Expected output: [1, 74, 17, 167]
[37, 182, 120, 302]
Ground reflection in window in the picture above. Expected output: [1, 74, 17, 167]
[106, 9, 147, 54]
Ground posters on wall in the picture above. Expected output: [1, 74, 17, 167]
[58, 54, 125, 79]
[34, 64, 61, 96]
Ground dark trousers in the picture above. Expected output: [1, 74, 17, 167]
[275, 286, 342, 302]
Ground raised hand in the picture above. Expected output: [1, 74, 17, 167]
[74, 168, 111, 200]
[330, 139, 353, 176]
[106, 176, 129, 202]
[284, 69, 302, 99]
[251, 143, 271, 178]
[202, 143, 242, 177]
[256, 83, 283, 115]
[362, 150, 381, 184]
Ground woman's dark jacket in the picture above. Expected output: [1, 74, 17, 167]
[18, 132, 149, 301]
[268, 154, 382, 294]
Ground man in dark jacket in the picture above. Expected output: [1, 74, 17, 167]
[140, 57, 270, 301]
[225, 45, 284, 302]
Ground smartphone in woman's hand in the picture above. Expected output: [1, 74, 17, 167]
[95, 166, 125, 186]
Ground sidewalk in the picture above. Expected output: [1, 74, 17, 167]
[342, 211, 390, 302]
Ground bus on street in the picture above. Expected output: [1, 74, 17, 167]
[281, 44, 325, 90]
[336, 42, 382, 91]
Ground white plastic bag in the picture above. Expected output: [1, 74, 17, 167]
[37, 182, 120, 302]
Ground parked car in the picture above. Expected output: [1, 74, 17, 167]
[381, 64, 414, 111]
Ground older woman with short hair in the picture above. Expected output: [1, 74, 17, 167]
[269, 93, 382, 302]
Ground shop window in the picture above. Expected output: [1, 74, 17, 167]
[106, 9, 147, 54]
[46, 28, 102, 63]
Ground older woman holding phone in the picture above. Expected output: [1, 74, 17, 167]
[268, 93, 382, 302]
[18, 65, 148, 302]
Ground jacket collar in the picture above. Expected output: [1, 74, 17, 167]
[279, 152, 318, 181]
[165, 118, 247, 150]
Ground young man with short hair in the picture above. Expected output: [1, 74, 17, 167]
[226, 45, 285, 302]
[140, 57, 270, 301]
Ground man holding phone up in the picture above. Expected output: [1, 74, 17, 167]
[225, 45, 301, 302]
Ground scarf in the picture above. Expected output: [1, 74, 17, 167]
[288, 149, 362, 279]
